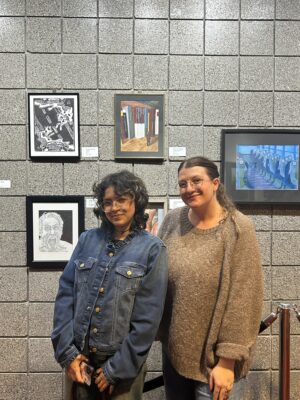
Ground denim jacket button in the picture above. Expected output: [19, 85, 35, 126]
[99, 287, 105, 294]
[79, 263, 85, 268]
[108, 252, 114, 257]
[91, 347, 97, 353]
[95, 307, 101, 313]
[127, 270, 132, 276]
[93, 327, 98, 333]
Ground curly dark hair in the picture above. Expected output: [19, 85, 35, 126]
[93, 170, 149, 231]
[178, 156, 236, 213]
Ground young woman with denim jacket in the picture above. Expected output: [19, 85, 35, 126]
[158, 157, 263, 400]
[52, 170, 168, 400]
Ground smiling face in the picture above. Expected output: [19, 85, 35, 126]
[102, 186, 136, 232]
[178, 166, 220, 210]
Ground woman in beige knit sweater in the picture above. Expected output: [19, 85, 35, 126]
[158, 156, 263, 400]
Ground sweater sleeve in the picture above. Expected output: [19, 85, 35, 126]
[216, 217, 263, 362]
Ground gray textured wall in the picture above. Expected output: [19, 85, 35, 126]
[0, 0, 300, 399]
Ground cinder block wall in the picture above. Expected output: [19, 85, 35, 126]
[0, 1, 300, 399]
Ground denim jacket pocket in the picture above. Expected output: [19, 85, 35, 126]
[75, 257, 97, 284]
[115, 262, 146, 292]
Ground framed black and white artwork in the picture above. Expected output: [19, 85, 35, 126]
[28, 93, 80, 160]
[26, 196, 84, 268]
[221, 129, 300, 204]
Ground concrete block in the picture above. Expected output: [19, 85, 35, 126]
[28, 373, 63, 400]
[271, 304, 300, 334]
[0, 0, 25, 15]
[0, 268, 27, 301]
[257, 231, 271, 266]
[240, 57, 273, 91]
[238, 206, 272, 231]
[29, 338, 61, 372]
[98, 126, 114, 160]
[0, 91, 25, 124]
[62, 54, 97, 89]
[147, 342, 162, 371]
[272, 335, 300, 369]
[0, 232, 26, 266]
[134, 55, 168, 90]
[0, 303, 27, 336]
[27, 0, 61, 16]
[272, 371, 300, 400]
[203, 127, 222, 161]
[170, 20, 203, 55]
[64, 162, 98, 195]
[170, 0, 204, 19]
[80, 126, 98, 160]
[135, 19, 168, 54]
[205, 56, 238, 90]
[252, 336, 271, 370]
[99, 0, 133, 17]
[275, 21, 300, 55]
[27, 17, 61, 53]
[0, 17, 24, 51]
[272, 266, 300, 300]
[98, 162, 133, 181]
[28, 163, 63, 195]
[241, 0, 274, 19]
[0, 196, 26, 231]
[239, 92, 273, 127]
[275, 57, 300, 90]
[27, 54, 61, 89]
[263, 266, 271, 301]
[144, 372, 165, 400]
[75, 90, 97, 125]
[98, 54, 132, 89]
[204, 92, 238, 126]
[135, 0, 169, 18]
[240, 21, 273, 55]
[63, 0, 97, 17]
[276, 0, 300, 19]
[63, 19, 97, 53]
[206, 0, 239, 19]
[169, 56, 203, 90]
[29, 303, 54, 337]
[84, 204, 99, 230]
[99, 19, 133, 53]
[274, 92, 300, 126]
[0, 125, 26, 160]
[0, 339, 27, 372]
[0, 54, 25, 88]
[169, 91, 203, 125]
[272, 232, 300, 265]
[134, 164, 167, 196]
[0, 374, 27, 400]
[168, 126, 203, 160]
[168, 161, 181, 196]
[273, 207, 300, 230]
[242, 372, 271, 400]
[205, 21, 238, 55]
[29, 271, 62, 302]
[98, 90, 121, 125]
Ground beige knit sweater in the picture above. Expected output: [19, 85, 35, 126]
[158, 206, 263, 382]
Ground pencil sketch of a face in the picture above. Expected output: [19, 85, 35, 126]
[39, 212, 70, 252]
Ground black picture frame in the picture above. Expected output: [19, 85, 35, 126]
[26, 196, 84, 268]
[114, 94, 164, 159]
[28, 93, 80, 160]
[221, 129, 300, 204]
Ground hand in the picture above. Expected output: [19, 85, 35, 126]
[95, 367, 114, 395]
[209, 358, 235, 400]
[66, 354, 89, 383]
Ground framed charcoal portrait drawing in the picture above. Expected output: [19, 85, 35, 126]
[26, 196, 84, 268]
[114, 94, 164, 159]
[221, 129, 300, 204]
[28, 93, 80, 160]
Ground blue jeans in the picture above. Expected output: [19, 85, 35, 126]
[163, 352, 244, 400]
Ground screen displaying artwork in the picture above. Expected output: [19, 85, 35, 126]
[236, 144, 299, 190]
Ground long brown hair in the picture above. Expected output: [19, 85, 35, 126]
[178, 156, 236, 213]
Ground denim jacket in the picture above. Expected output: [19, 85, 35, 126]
[51, 227, 168, 384]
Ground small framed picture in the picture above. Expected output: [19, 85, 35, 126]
[28, 93, 80, 160]
[26, 196, 84, 268]
[114, 94, 164, 159]
[221, 129, 300, 204]
[145, 199, 167, 235]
